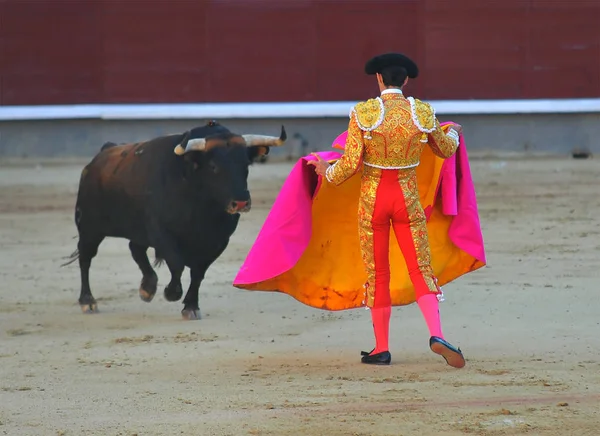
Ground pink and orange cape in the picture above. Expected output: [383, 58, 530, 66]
[233, 123, 486, 310]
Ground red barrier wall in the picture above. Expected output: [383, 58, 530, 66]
[1, 0, 599, 105]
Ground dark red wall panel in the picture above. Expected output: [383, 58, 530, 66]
[525, 4, 600, 98]
[421, 1, 528, 99]
[205, 0, 317, 102]
[1, 0, 102, 105]
[101, 1, 210, 103]
[314, 1, 421, 101]
[1, 0, 599, 105]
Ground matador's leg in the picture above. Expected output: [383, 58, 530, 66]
[358, 172, 379, 308]
[391, 171, 465, 368]
[391, 172, 441, 300]
[358, 169, 392, 363]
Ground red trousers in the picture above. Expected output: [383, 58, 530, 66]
[358, 167, 441, 308]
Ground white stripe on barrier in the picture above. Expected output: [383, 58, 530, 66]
[1, 99, 600, 121]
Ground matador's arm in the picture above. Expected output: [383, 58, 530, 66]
[409, 97, 459, 159]
[427, 118, 460, 159]
[325, 114, 365, 185]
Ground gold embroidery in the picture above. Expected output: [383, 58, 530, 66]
[354, 98, 383, 134]
[361, 94, 427, 168]
[327, 114, 365, 185]
[398, 171, 439, 294]
[330, 94, 456, 176]
[427, 117, 459, 159]
[327, 93, 451, 304]
[412, 98, 436, 132]
[357, 166, 381, 307]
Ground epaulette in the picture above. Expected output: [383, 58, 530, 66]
[350, 97, 385, 139]
[407, 97, 437, 143]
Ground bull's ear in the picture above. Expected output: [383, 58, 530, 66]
[247, 146, 269, 163]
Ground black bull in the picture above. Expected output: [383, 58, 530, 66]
[63, 121, 287, 320]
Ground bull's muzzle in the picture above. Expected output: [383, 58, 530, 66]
[227, 200, 251, 214]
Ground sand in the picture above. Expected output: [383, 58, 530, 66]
[1, 155, 599, 436]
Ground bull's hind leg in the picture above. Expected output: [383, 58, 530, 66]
[147, 225, 185, 303]
[154, 244, 184, 303]
[129, 242, 158, 302]
[163, 259, 184, 302]
[78, 235, 105, 313]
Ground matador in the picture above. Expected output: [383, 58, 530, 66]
[308, 53, 465, 367]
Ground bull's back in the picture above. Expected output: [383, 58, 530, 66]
[86, 142, 151, 193]
[80, 137, 179, 194]
[76, 138, 181, 240]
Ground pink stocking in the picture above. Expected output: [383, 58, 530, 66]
[370, 306, 391, 354]
[417, 293, 444, 338]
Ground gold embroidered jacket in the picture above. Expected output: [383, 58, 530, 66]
[326, 92, 459, 185]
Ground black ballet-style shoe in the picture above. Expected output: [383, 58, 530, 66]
[361, 351, 391, 365]
[429, 336, 465, 368]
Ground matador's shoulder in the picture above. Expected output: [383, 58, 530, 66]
[350, 97, 385, 132]
[407, 97, 437, 134]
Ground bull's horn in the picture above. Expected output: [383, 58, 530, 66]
[242, 125, 287, 147]
[174, 131, 190, 155]
[181, 138, 207, 153]
[173, 131, 206, 155]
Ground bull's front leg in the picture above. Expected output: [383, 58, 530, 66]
[181, 215, 238, 320]
[181, 265, 207, 321]
[182, 241, 231, 321]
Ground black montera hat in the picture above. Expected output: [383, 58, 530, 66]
[364, 53, 419, 79]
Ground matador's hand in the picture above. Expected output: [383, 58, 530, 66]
[449, 123, 463, 136]
[307, 153, 331, 178]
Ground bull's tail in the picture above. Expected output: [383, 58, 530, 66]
[153, 256, 165, 268]
[60, 248, 80, 267]
[153, 249, 165, 268]
[60, 204, 83, 268]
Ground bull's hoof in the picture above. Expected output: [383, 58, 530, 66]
[80, 303, 98, 314]
[181, 308, 201, 321]
[139, 273, 158, 303]
[164, 283, 183, 302]
[139, 289, 154, 302]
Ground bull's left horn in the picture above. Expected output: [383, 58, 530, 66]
[242, 125, 287, 147]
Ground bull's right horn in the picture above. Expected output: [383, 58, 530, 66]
[174, 132, 207, 155]
[174, 131, 190, 155]
[181, 139, 207, 153]
[174, 144, 186, 155]
[241, 125, 287, 147]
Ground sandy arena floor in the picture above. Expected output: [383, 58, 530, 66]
[1, 155, 599, 436]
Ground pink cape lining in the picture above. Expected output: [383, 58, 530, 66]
[233, 122, 486, 290]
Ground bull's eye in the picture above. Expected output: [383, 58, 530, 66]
[209, 161, 219, 173]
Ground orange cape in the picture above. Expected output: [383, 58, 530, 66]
[234, 126, 486, 310]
